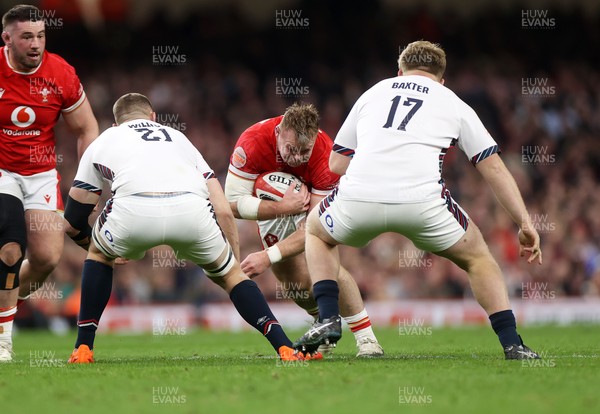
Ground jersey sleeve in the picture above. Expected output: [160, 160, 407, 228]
[61, 64, 86, 113]
[228, 132, 261, 180]
[333, 99, 360, 158]
[310, 164, 339, 196]
[72, 140, 103, 195]
[196, 151, 216, 180]
[310, 133, 340, 196]
[457, 102, 500, 165]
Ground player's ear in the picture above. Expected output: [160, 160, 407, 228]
[150, 112, 156, 122]
[440, 78, 445, 85]
[1, 31, 11, 45]
[398, 69, 402, 76]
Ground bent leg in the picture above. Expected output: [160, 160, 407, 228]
[271, 254, 318, 316]
[434, 221, 510, 315]
[205, 247, 294, 355]
[19, 210, 64, 297]
[71, 242, 115, 358]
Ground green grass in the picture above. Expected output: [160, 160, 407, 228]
[1, 325, 598, 414]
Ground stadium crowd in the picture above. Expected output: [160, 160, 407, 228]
[15, 3, 600, 327]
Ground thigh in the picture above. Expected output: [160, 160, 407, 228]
[92, 198, 148, 260]
[169, 197, 230, 267]
[316, 192, 384, 248]
[21, 169, 63, 211]
[397, 197, 468, 253]
[434, 220, 492, 270]
[25, 209, 64, 264]
[0, 169, 24, 204]
[0, 193, 26, 248]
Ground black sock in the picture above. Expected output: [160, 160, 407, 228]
[229, 279, 292, 351]
[75, 259, 113, 350]
[313, 280, 339, 321]
[489, 309, 521, 348]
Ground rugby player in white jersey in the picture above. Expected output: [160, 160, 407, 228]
[224, 104, 383, 357]
[64, 93, 306, 363]
[294, 41, 542, 360]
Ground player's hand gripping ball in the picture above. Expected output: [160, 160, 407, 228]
[253, 171, 305, 201]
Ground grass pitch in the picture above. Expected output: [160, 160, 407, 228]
[1, 325, 598, 414]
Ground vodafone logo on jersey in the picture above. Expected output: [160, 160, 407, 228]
[11, 106, 36, 128]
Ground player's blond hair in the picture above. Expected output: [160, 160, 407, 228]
[280, 103, 319, 147]
[398, 40, 446, 79]
[113, 93, 154, 125]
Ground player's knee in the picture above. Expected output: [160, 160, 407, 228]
[0, 242, 24, 266]
[209, 265, 248, 293]
[203, 245, 236, 279]
[26, 249, 61, 274]
[0, 243, 25, 290]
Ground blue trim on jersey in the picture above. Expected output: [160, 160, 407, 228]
[318, 187, 338, 217]
[440, 185, 468, 231]
[470, 145, 500, 166]
[98, 198, 114, 230]
[73, 180, 102, 195]
[439, 138, 457, 174]
[333, 144, 355, 158]
[93, 163, 115, 180]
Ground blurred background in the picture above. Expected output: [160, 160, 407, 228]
[9, 0, 600, 332]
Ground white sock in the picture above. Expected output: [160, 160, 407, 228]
[0, 306, 17, 344]
[343, 309, 377, 343]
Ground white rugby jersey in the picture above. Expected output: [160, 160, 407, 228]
[334, 74, 499, 203]
[73, 119, 214, 198]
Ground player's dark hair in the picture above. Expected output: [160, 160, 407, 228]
[280, 103, 319, 147]
[113, 93, 154, 124]
[2, 4, 44, 31]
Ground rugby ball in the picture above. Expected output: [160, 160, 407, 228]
[254, 171, 304, 202]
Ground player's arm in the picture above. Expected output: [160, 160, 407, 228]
[475, 153, 542, 264]
[265, 192, 323, 259]
[64, 187, 100, 250]
[240, 193, 322, 278]
[62, 98, 100, 159]
[225, 171, 309, 220]
[207, 177, 241, 261]
[329, 150, 352, 176]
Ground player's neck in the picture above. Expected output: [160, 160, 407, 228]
[401, 70, 441, 82]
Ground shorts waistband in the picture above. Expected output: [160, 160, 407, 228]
[131, 191, 191, 198]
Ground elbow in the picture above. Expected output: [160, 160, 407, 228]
[229, 202, 242, 219]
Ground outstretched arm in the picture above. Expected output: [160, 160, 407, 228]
[207, 177, 240, 261]
[240, 193, 323, 278]
[475, 154, 542, 264]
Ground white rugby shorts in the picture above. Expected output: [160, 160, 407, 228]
[0, 168, 63, 211]
[257, 212, 307, 249]
[317, 188, 469, 252]
[92, 192, 234, 276]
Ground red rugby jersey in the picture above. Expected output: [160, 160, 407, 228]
[0, 47, 86, 175]
[228, 116, 339, 196]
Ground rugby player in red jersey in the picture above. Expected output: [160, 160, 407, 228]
[225, 103, 383, 357]
[0, 4, 99, 361]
